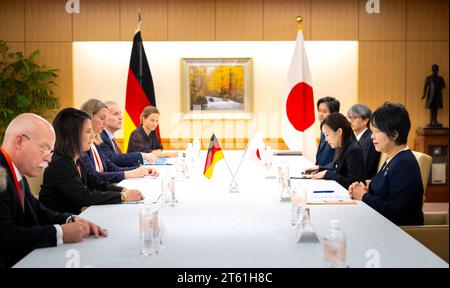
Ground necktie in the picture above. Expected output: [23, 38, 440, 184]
[112, 138, 121, 154]
[18, 179, 25, 210]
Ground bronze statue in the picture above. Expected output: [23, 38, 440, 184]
[422, 64, 446, 127]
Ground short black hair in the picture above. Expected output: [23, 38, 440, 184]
[317, 96, 340, 113]
[371, 102, 410, 145]
[320, 112, 356, 161]
[53, 108, 91, 159]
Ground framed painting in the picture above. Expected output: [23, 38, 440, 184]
[180, 58, 253, 119]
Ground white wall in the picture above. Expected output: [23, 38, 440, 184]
[73, 41, 358, 141]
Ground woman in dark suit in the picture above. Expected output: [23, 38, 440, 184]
[79, 99, 157, 183]
[39, 108, 144, 214]
[349, 103, 424, 226]
[347, 104, 381, 179]
[127, 106, 178, 158]
[308, 113, 365, 189]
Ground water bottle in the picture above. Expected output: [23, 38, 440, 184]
[162, 174, 177, 207]
[291, 184, 306, 226]
[140, 205, 161, 255]
[323, 220, 347, 268]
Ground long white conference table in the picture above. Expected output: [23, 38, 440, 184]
[14, 151, 448, 268]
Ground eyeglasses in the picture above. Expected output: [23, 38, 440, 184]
[347, 115, 362, 121]
[22, 134, 54, 157]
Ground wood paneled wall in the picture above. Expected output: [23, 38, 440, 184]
[0, 0, 448, 147]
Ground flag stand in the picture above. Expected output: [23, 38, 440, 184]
[225, 132, 256, 193]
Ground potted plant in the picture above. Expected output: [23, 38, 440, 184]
[0, 40, 59, 143]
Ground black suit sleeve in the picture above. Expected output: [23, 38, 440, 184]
[363, 163, 421, 224]
[0, 180, 60, 267]
[24, 179, 72, 225]
[47, 160, 122, 208]
[324, 147, 365, 189]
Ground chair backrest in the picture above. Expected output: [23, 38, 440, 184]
[26, 172, 44, 199]
[377, 153, 389, 172]
[412, 151, 432, 193]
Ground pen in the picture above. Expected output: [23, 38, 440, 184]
[313, 190, 334, 193]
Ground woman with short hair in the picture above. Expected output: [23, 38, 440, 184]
[349, 102, 424, 226]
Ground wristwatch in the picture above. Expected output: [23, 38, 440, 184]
[121, 191, 126, 202]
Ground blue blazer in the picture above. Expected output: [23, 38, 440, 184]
[79, 144, 137, 183]
[99, 130, 143, 167]
[321, 139, 365, 189]
[0, 152, 72, 267]
[363, 150, 424, 226]
[358, 129, 381, 179]
[315, 132, 335, 167]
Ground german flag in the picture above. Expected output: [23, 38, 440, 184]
[203, 134, 225, 179]
[123, 29, 160, 152]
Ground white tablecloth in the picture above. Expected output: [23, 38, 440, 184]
[14, 151, 448, 268]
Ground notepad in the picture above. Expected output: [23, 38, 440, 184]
[306, 192, 356, 205]
[144, 157, 173, 165]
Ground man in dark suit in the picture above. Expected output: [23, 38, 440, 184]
[347, 104, 381, 179]
[100, 101, 157, 167]
[315, 97, 340, 167]
[0, 113, 108, 267]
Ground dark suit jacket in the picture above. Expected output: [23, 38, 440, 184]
[127, 125, 163, 153]
[358, 129, 381, 179]
[80, 145, 137, 183]
[39, 152, 123, 214]
[315, 132, 335, 167]
[320, 140, 365, 189]
[99, 130, 144, 167]
[363, 150, 424, 226]
[0, 153, 72, 267]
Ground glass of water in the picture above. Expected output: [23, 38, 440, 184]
[161, 174, 177, 207]
[140, 205, 162, 256]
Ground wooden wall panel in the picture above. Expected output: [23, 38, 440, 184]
[168, 0, 215, 40]
[358, 41, 406, 111]
[120, 0, 168, 41]
[216, 0, 262, 40]
[263, 0, 311, 40]
[24, 0, 72, 42]
[73, 0, 120, 41]
[407, 0, 449, 40]
[25, 42, 73, 109]
[0, 0, 24, 41]
[359, 0, 406, 40]
[406, 41, 449, 147]
[4, 42, 25, 54]
[311, 0, 358, 40]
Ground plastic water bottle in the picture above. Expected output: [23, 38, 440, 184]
[323, 220, 347, 268]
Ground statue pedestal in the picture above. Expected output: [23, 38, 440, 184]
[415, 127, 449, 202]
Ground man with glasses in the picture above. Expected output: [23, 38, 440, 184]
[347, 104, 380, 179]
[0, 113, 108, 267]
